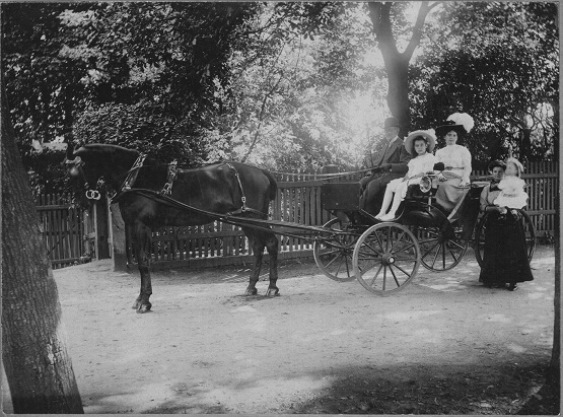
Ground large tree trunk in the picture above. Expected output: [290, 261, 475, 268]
[368, 1, 438, 136]
[2, 86, 84, 413]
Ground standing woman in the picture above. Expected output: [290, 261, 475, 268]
[478, 158, 534, 290]
[434, 121, 472, 211]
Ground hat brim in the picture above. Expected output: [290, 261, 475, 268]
[405, 130, 436, 155]
[435, 124, 467, 138]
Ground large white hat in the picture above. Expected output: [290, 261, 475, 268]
[405, 129, 436, 155]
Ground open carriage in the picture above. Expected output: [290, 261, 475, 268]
[66, 143, 537, 311]
[313, 178, 536, 295]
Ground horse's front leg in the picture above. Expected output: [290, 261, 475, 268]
[131, 222, 153, 313]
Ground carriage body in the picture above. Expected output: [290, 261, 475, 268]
[315, 180, 535, 295]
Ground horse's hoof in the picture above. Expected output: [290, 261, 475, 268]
[245, 288, 258, 296]
[132, 300, 141, 309]
[136, 302, 152, 314]
[266, 288, 280, 297]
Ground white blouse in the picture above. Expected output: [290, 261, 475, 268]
[405, 153, 437, 185]
[434, 144, 472, 183]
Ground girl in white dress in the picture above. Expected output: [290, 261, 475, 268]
[434, 122, 472, 211]
[376, 130, 437, 221]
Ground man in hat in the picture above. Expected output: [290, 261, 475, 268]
[359, 116, 411, 214]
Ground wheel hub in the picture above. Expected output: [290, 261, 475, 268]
[382, 253, 395, 265]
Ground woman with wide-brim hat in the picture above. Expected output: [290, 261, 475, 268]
[434, 121, 472, 211]
[375, 130, 437, 220]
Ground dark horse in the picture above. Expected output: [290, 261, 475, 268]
[65, 143, 279, 313]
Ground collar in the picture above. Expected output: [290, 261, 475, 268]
[489, 180, 501, 191]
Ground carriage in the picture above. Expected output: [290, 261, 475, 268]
[65, 143, 536, 312]
[313, 177, 536, 294]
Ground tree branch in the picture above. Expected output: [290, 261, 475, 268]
[240, 45, 287, 163]
[402, 1, 437, 62]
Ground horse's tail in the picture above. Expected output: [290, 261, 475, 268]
[262, 169, 278, 201]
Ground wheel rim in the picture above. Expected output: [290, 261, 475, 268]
[413, 224, 468, 271]
[475, 217, 486, 267]
[313, 218, 358, 282]
[521, 211, 536, 261]
[352, 223, 420, 295]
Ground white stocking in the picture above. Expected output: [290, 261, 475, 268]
[377, 186, 395, 216]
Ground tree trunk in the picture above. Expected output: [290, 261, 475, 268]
[386, 56, 411, 135]
[2, 86, 84, 413]
[368, 1, 436, 136]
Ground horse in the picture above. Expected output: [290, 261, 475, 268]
[65, 143, 280, 313]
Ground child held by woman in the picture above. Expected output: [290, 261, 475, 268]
[494, 157, 528, 213]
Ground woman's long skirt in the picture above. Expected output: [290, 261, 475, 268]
[435, 174, 466, 211]
[479, 211, 534, 286]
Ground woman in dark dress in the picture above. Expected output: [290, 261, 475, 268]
[478, 159, 534, 290]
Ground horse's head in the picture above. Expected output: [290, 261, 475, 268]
[65, 143, 140, 199]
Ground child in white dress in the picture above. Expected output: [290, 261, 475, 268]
[376, 130, 437, 221]
[494, 157, 528, 210]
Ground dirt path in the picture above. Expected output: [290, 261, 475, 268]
[2, 246, 556, 414]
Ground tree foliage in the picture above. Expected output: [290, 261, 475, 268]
[410, 1, 559, 162]
[224, 2, 388, 171]
[2, 1, 558, 189]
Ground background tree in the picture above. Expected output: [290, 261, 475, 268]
[224, 2, 387, 171]
[2, 2, 558, 177]
[2, 85, 83, 413]
[367, 1, 440, 134]
[410, 1, 559, 163]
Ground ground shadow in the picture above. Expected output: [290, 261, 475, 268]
[292, 362, 557, 415]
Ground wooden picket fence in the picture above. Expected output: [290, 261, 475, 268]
[148, 161, 558, 270]
[35, 193, 86, 269]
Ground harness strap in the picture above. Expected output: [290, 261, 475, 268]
[122, 154, 147, 191]
[225, 163, 266, 217]
[160, 160, 178, 195]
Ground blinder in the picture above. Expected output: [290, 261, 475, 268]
[66, 155, 102, 200]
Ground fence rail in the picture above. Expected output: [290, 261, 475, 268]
[148, 161, 558, 270]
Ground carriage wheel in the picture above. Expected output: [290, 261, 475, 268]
[352, 223, 421, 295]
[475, 211, 536, 267]
[313, 218, 359, 282]
[411, 222, 468, 272]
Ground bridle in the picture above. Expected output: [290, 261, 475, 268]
[66, 156, 102, 200]
[66, 153, 147, 201]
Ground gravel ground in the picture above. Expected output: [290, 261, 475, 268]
[2, 245, 556, 414]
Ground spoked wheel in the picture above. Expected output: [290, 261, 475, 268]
[411, 221, 468, 272]
[352, 223, 421, 295]
[313, 218, 359, 282]
[475, 211, 536, 267]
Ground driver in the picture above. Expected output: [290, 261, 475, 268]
[359, 117, 411, 215]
